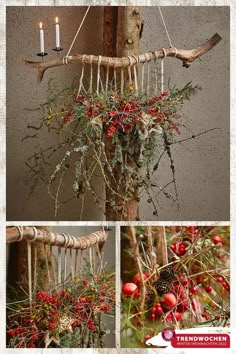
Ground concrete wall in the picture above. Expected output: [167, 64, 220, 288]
[6, 6, 230, 221]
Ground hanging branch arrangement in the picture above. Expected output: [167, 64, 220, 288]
[24, 5, 222, 221]
[121, 226, 230, 348]
[6, 227, 115, 348]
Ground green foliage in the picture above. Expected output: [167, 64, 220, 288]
[26, 83, 201, 219]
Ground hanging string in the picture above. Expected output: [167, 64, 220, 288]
[158, 6, 174, 48]
[58, 247, 62, 286]
[105, 59, 111, 92]
[44, 244, 52, 294]
[27, 242, 32, 308]
[79, 250, 83, 277]
[120, 67, 124, 94]
[27, 227, 37, 308]
[133, 65, 138, 92]
[113, 67, 117, 92]
[64, 6, 91, 64]
[89, 248, 94, 275]
[75, 249, 79, 278]
[161, 48, 167, 93]
[93, 232, 103, 274]
[33, 244, 37, 295]
[154, 65, 158, 96]
[96, 55, 102, 93]
[77, 55, 85, 97]
[141, 63, 144, 92]
[50, 233, 57, 287]
[89, 55, 94, 94]
[70, 236, 76, 280]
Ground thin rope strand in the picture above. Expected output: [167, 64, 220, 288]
[158, 6, 174, 48]
[65, 6, 91, 60]
[121, 67, 124, 94]
[58, 247, 62, 286]
[141, 63, 144, 92]
[27, 242, 32, 308]
[75, 249, 79, 277]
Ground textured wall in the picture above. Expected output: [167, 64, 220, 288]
[6, 6, 229, 221]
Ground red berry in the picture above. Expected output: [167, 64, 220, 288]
[216, 276, 223, 283]
[173, 311, 182, 321]
[133, 272, 148, 286]
[205, 286, 212, 293]
[122, 283, 138, 296]
[99, 296, 105, 302]
[166, 313, 173, 321]
[145, 334, 152, 341]
[161, 293, 177, 310]
[150, 313, 155, 320]
[211, 235, 224, 245]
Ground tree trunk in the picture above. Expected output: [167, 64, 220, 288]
[103, 6, 140, 221]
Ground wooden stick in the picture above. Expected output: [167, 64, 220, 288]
[25, 33, 222, 82]
[130, 226, 146, 312]
[6, 227, 106, 250]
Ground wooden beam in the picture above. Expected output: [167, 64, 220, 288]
[25, 33, 222, 83]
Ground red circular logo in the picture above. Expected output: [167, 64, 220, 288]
[162, 327, 175, 341]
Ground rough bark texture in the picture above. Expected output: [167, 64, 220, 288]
[104, 6, 140, 221]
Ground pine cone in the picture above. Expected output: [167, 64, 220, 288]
[154, 279, 170, 296]
[159, 265, 175, 282]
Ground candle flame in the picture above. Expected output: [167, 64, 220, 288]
[39, 22, 43, 29]
[55, 17, 59, 24]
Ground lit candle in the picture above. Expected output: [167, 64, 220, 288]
[55, 17, 60, 49]
[39, 22, 44, 53]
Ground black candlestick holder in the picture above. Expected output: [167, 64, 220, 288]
[37, 52, 48, 62]
[53, 47, 63, 52]
[37, 52, 48, 57]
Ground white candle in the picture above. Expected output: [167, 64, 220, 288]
[55, 17, 60, 48]
[39, 22, 44, 53]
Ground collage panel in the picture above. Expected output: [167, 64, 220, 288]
[6, 6, 229, 222]
[120, 225, 230, 348]
[6, 225, 116, 348]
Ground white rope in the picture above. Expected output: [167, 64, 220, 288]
[161, 48, 167, 93]
[27, 241, 32, 308]
[96, 55, 102, 93]
[141, 63, 144, 92]
[64, 6, 91, 64]
[158, 6, 174, 48]
[114, 67, 117, 92]
[89, 55, 94, 93]
[77, 55, 85, 96]
[58, 247, 62, 286]
[16, 226, 24, 241]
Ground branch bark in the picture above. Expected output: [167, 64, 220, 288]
[25, 33, 222, 82]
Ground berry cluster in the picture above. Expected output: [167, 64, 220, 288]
[7, 273, 115, 348]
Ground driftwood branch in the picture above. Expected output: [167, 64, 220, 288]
[25, 33, 222, 82]
[6, 226, 106, 250]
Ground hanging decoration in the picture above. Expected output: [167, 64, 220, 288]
[6, 227, 115, 348]
[24, 8, 222, 220]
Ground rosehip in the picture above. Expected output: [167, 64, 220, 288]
[133, 272, 149, 286]
[161, 293, 177, 310]
[122, 283, 138, 296]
